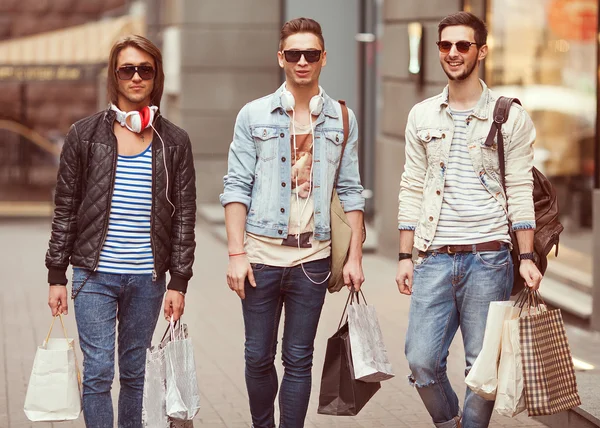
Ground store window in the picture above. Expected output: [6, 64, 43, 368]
[487, 0, 597, 239]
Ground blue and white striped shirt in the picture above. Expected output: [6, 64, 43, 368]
[97, 144, 154, 274]
[431, 108, 510, 247]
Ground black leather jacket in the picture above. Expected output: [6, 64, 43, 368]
[45, 108, 196, 292]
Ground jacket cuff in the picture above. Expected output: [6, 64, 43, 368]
[219, 192, 251, 210]
[167, 274, 189, 293]
[398, 223, 416, 231]
[48, 266, 68, 285]
[512, 221, 536, 231]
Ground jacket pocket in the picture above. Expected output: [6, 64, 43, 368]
[252, 126, 279, 161]
[417, 128, 444, 163]
[325, 129, 345, 165]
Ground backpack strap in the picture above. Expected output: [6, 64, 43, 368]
[485, 96, 521, 190]
[333, 100, 349, 193]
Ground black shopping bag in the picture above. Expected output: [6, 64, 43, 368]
[317, 291, 381, 416]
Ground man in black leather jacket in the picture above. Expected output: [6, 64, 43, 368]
[45, 35, 196, 427]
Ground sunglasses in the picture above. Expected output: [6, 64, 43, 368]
[436, 41, 479, 54]
[282, 50, 322, 63]
[116, 65, 155, 80]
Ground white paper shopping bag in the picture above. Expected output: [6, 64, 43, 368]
[465, 301, 520, 400]
[494, 317, 526, 416]
[24, 315, 81, 421]
[347, 292, 394, 383]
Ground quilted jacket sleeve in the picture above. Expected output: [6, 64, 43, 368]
[168, 135, 197, 292]
[45, 125, 82, 285]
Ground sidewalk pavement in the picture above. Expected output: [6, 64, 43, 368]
[0, 218, 583, 428]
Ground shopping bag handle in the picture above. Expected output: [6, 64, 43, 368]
[44, 314, 69, 344]
[336, 288, 369, 330]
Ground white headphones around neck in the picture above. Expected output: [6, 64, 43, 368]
[110, 104, 158, 134]
[280, 86, 324, 115]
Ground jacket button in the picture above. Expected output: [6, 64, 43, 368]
[281, 157, 286, 162]
[279, 110, 284, 115]
[280, 133, 285, 138]
[280, 208, 285, 213]
[442, 133, 446, 139]
[429, 216, 434, 222]
[440, 161, 445, 168]
[436, 190, 441, 195]
[281, 182, 286, 187]
[278, 230, 283, 235]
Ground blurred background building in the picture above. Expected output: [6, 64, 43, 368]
[1, 0, 599, 329]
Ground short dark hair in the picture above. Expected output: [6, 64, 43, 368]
[438, 12, 487, 46]
[279, 17, 325, 51]
[107, 35, 164, 107]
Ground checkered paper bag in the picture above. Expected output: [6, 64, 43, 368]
[519, 293, 581, 416]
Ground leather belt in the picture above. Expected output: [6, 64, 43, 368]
[419, 240, 504, 257]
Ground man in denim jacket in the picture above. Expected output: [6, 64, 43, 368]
[396, 12, 542, 428]
[220, 17, 365, 428]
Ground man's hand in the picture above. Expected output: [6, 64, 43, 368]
[396, 259, 414, 295]
[48, 285, 68, 316]
[164, 290, 185, 321]
[343, 258, 365, 292]
[519, 260, 543, 291]
[227, 255, 256, 300]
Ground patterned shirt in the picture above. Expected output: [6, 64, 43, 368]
[97, 144, 154, 274]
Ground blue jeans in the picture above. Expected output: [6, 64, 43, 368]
[405, 247, 513, 428]
[73, 268, 165, 428]
[241, 257, 330, 428]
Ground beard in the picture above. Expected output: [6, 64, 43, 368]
[443, 59, 477, 81]
[118, 86, 153, 106]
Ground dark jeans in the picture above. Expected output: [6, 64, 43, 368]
[73, 268, 165, 428]
[242, 257, 330, 428]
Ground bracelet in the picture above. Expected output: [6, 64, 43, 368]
[177, 290, 185, 297]
[398, 252, 413, 261]
[229, 251, 246, 257]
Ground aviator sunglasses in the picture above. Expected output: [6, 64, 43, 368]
[116, 65, 156, 80]
[436, 40, 479, 54]
[282, 50, 322, 63]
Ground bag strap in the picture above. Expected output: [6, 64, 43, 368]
[45, 314, 69, 344]
[484, 96, 521, 190]
[332, 100, 350, 193]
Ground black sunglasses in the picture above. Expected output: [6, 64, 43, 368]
[436, 41, 479, 54]
[116, 65, 155, 80]
[282, 50, 322, 63]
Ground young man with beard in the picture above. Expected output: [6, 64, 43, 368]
[220, 17, 365, 428]
[46, 35, 196, 427]
[395, 12, 542, 428]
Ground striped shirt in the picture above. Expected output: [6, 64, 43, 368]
[97, 144, 154, 274]
[431, 108, 510, 247]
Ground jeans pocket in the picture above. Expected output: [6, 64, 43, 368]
[413, 253, 434, 271]
[251, 263, 268, 272]
[476, 249, 511, 268]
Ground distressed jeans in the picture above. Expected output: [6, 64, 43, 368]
[73, 268, 165, 428]
[241, 257, 330, 428]
[404, 246, 513, 428]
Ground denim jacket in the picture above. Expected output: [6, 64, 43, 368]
[220, 83, 365, 240]
[398, 80, 536, 252]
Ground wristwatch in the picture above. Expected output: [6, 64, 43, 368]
[518, 252, 536, 262]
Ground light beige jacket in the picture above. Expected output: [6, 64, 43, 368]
[398, 80, 536, 252]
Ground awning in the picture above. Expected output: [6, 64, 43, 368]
[0, 14, 145, 66]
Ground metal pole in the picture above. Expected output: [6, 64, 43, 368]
[590, 0, 600, 331]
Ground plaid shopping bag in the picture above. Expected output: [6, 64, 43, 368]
[519, 306, 581, 416]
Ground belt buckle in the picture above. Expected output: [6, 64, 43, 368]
[447, 246, 455, 255]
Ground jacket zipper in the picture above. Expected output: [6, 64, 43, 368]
[150, 125, 157, 281]
[93, 126, 118, 271]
